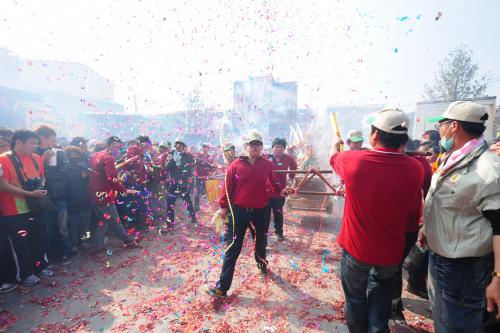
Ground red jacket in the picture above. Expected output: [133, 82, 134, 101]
[122, 145, 149, 185]
[195, 152, 215, 179]
[266, 153, 297, 198]
[89, 151, 127, 205]
[219, 156, 281, 209]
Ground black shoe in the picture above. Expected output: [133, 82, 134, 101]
[276, 233, 284, 242]
[205, 287, 227, 298]
[257, 263, 268, 277]
[407, 284, 429, 300]
[159, 225, 174, 235]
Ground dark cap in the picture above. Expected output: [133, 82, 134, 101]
[106, 136, 122, 146]
[136, 135, 151, 144]
[70, 136, 87, 147]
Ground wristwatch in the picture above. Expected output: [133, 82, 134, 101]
[493, 272, 500, 278]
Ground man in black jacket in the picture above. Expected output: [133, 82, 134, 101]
[34, 125, 71, 266]
[64, 146, 91, 254]
[164, 139, 197, 229]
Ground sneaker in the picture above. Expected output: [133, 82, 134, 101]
[276, 233, 284, 242]
[205, 287, 227, 298]
[40, 269, 54, 277]
[191, 217, 198, 224]
[257, 263, 268, 277]
[0, 283, 17, 294]
[22, 274, 41, 286]
[60, 256, 71, 266]
[159, 226, 174, 235]
[124, 240, 142, 249]
[389, 311, 408, 326]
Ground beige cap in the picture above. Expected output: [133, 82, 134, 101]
[440, 101, 489, 124]
[222, 142, 235, 151]
[372, 106, 410, 134]
[347, 130, 363, 142]
[245, 131, 263, 144]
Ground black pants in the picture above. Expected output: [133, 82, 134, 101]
[4, 213, 48, 281]
[166, 186, 196, 225]
[193, 177, 206, 212]
[217, 205, 270, 292]
[391, 232, 418, 314]
[0, 217, 10, 282]
[267, 197, 286, 235]
[406, 246, 429, 292]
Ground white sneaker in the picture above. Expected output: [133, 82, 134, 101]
[40, 269, 54, 277]
[22, 274, 40, 286]
[0, 282, 17, 293]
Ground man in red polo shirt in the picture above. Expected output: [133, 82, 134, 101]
[266, 137, 297, 241]
[330, 107, 423, 333]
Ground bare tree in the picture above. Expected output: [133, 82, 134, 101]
[424, 45, 489, 101]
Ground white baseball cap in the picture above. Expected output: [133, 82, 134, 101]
[245, 131, 263, 144]
[347, 130, 364, 142]
[429, 101, 489, 124]
[372, 106, 410, 134]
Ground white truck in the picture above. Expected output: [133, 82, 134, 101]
[413, 96, 498, 142]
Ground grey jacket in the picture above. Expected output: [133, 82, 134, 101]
[424, 143, 500, 258]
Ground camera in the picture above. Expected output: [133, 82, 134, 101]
[24, 177, 44, 191]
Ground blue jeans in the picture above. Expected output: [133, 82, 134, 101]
[340, 249, 399, 333]
[428, 251, 493, 333]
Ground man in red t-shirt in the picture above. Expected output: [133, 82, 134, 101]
[266, 137, 297, 241]
[330, 107, 423, 332]
[0, 130, 52, 286]
[88, 136, 140, 251]
[194, 143, 216, 212]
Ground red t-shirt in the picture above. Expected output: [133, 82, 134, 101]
[266, 153, 297, 198]
[219, 156, 281, 209]
[330, 148, 424, 265]
[88, 151, 127, 205]
[0, 153, 45, 216]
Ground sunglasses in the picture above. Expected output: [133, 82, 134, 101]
[434, 120, 452, 130]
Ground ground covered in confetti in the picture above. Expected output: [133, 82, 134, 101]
[1, 200, 433, 332]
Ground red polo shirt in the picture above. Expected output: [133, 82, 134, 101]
[330, 148, 424, 265]
[220, 156, 281, 209]
[266, 153, 297, 198]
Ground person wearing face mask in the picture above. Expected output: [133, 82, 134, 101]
[420, 101, 500, 333]
[206, 131, 289, 298]
[64, 146, 91, 255]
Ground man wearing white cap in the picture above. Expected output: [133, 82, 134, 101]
[330, 107, 424, 332]
[422, 101, 500, 332]
[346, 130, 365, 151]
[206, 131, 288, 298]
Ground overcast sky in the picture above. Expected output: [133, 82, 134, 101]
[1, 0, 499, 114]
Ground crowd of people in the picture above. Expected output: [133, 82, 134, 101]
[0, 124, 243, 291]
[1, 101, 500, 333]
